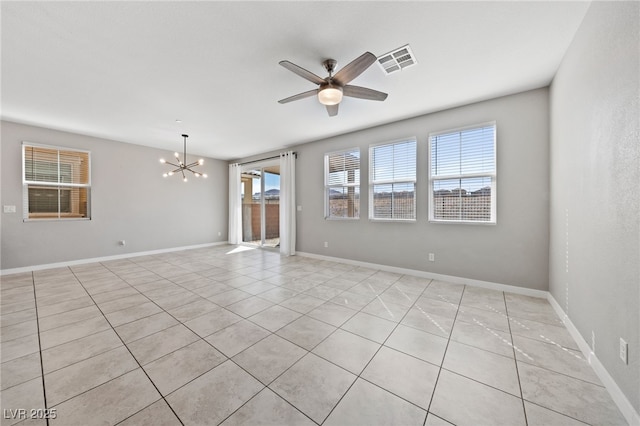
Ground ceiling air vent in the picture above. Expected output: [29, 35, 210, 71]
[377, 44, 417, 75]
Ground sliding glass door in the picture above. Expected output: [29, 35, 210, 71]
[241, 164, 280, 248]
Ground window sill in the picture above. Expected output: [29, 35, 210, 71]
[369, 218, 417, 223]
[428, 219, 496, 225]
[24, 216, 91, 222]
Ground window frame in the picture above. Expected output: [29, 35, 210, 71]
[22, 141, 92, 221]
[324, 147, 361, 220]
[427, 122, 497, 225]
[368, 137, 417, 222]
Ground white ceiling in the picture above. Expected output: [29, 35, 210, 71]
[1, 1, 590, 161]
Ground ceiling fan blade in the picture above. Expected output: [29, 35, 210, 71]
[278, 89, 318, 104]
[332, 52, 377, 86]
[326, 104, 339, 117]
[343, 85, 388, 101]
[279, 60, 325, 85]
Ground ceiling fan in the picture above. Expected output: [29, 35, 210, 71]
[278, 51, 388, 117]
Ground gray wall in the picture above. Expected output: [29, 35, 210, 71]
[1, 121, 229, 270]
[549, 1, 639, 413]
[292, 88, 550, 290]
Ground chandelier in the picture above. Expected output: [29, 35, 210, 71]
[160, 134, 207, 182]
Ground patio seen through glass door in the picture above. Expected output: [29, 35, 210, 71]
[241, 165, 280, 248]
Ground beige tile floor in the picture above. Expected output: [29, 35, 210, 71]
[0, 245, 627, 426]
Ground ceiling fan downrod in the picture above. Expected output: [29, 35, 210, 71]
[323, 59, 338, 78]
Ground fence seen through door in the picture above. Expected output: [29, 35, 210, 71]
[241, 165, 280, 248]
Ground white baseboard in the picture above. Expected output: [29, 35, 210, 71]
[547, 294, 640, 426]
[296, 251, 547, 298]
[0, 242, 228, 276]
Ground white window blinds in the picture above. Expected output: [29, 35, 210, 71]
[325, 148, 360, 219]
[23, 143, 91, 220]
[369, 138, 417, 220]
[429, 124, 496, 223]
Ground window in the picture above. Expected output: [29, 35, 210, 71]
[369, 138, 417, 220]
[429, 123, 496, 223]
[23, 143, 91, 220]
[325, 148, 360, 219]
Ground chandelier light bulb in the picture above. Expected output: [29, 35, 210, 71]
[194, 173, 201, 177]
[168, 171, 174, 176]
[174, 152, 180, 158]
[163, 173, 168, 178]
[160, 158, 166, 164]
[183, 177, 188, 182]
[198, 159, 204, 165]
[203, 174, 208, 178]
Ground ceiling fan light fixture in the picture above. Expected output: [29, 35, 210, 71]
[318, 85, 343, 105]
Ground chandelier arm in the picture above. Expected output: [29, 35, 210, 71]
[185, 161, 200, 168]
[164, 160, 181, 168]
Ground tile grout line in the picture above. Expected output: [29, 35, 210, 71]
[96, 257, 317, 425]
[67, 266, 186, 426]
[0, 289, 39, 329]
[423, 283, 467, 424]
[213, 271, 386, 425]
[211, 288, 357, 425]
[93, 262, 218, 417]
[504, 292, 530, 426]
[503, 295, 599, 426]
[15, 248, 598, 426]
[315, 277, 434, 425]
[34, 300, 100, 322]
[322, 280, 444, 423]
[30, 270, 50, 426]
[514, 358, 607, 388]
[214, 361, 318, 426]
[97, 258, 271, 421]
[274, 284, 604, 416]
[109, 266, 584, 422]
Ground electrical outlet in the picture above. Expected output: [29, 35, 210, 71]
[428, 253, 435, 262]
[324, 241, 328, 248]
[591, 331, 596, 352]
[3, 205, 16, 213]
[118, 240, 126, 246]
[620, 338, 628, 364]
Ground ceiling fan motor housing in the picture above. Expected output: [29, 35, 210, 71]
[323, 59, 338, 75]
